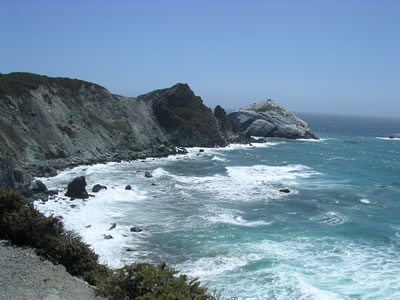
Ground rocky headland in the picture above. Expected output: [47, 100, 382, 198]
[0, 72, 247, 177]
[228, 99, 318, 139]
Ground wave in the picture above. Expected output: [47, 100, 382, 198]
[203, 206, 272, 227]
[310, 211, 348, 225]
[35, 182, 149, 268]
[177, 237, 400, 299]
[211, 156, 227, 162]
[360, 198, 371, 204]
[173, 164, 318, 202]
[376, 137, 400, 140]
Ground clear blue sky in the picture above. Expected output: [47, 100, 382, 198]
[1, 0, 399, 117]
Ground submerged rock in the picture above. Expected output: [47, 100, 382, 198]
[279, 189, 291, 193]
[144, 172, 153, 178]
[130, 226, 142, 232]
[65, 176, 89, 199]
[104, 234, 113, 240]
[108, 223, 116, 230]
[92, 184, 107, 193]
[228, 100, 318, 139]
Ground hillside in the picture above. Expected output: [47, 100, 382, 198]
[0, 72, 247, 173]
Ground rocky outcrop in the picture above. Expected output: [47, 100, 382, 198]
[0, 73, 248, 173]
[138, 83, 248, 147]
[65, 176, 89, 199]
[228, 100, 318, 139]
[0, 152, 34, 197]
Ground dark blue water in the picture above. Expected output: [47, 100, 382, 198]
[38, 114, 400, 300]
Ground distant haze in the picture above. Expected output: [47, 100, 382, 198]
[1, 0, 399, 118]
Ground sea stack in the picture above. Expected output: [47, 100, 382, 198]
[228, 99, 318, 139]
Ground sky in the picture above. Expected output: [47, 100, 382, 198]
[1, 0, 399, 117]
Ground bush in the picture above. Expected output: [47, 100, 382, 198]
[0, 188, 101, 284]
[96, 262, 212, 300]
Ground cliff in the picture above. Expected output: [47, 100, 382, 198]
[228, 99, 318, 139]
[0, 72, 247, 173]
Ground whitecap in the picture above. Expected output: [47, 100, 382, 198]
[211, 156, 227, 162]
[173, 164, 317, 202]
[360, 198, 370, 204]
[203, 206, 272, 227]
[376, 137, 400, 141]
[152, 167, 170, 177]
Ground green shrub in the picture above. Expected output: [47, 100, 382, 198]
[96, 262, 212, 300]
[0, 188, 101, 284]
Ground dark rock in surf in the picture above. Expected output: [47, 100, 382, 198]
[130, 226, 142, 232]
[92, 184, 107, 193]
[30, 180, 47, 193]
[144, 172, 152, 178]
[108, 223, 116, 230]
[65, 176, 89, 199]
[279, 189, 290, 193]
[125, 185, 132, 190]
[104, 234, 113, 240]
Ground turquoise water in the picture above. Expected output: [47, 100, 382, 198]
[37, 115, 400, 299]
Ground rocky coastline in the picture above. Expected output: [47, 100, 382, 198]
[0, 72, 318, 298]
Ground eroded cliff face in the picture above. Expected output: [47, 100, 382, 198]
[228, 100, 318, 139]
[0, 73, 246, 171]
[139, 84, 248, 147]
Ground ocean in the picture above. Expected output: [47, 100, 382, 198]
[35, 114, 400, 300]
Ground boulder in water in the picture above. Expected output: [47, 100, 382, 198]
[30, 180, 47, 193]
[279, 189, 291, 193]
[65, 176, 89, 199]
[92, 184, 107, 193]
[130, 226, 142, 232]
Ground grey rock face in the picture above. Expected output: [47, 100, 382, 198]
[0, 152, 15, 188]
[228, 100, 318, 139]
[0, 73, 247, 171]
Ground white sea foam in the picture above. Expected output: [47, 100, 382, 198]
[211, 156, 227, 162]
[360, 198, 371, 204]
[35, 163, 152, 268]
[376, 137, 400, 141]
[152, 167, 170, 177]
[310, 211, 348, 225]
[204, 206, 272, 227]
[172, 164, 318, 202]
[295, 138, 329, 142]
[178, 237, 400, 299]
